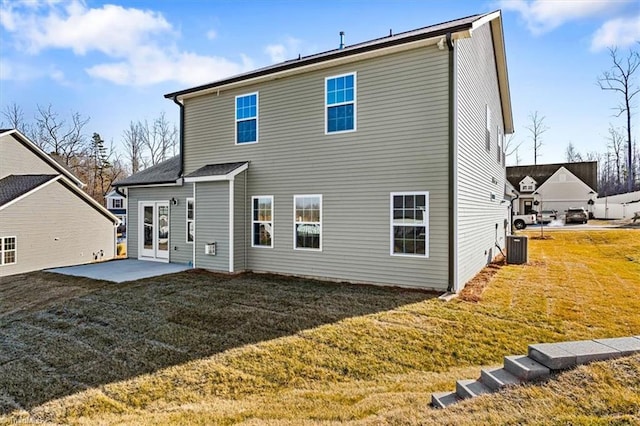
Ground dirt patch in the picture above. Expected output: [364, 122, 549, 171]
[458, 255, 505, 303]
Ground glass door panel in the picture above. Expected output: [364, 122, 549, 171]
[156, 203, 169, 259]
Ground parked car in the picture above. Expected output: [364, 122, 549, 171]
[513, 213, 537, 230]
[537, 210, 558, 224]
[565, 207, 588, 224]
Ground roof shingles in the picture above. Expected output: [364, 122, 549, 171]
[0, 174, 58, 206]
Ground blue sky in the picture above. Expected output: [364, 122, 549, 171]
[1, 0, 638, 167]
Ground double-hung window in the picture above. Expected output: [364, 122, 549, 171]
[236, 93, 258, 144]
[390, 192, 429, 257]
[252, 196, 273, 248]
[326, 73, 356, 133]
[186, 198, 194, 243]
[485, 105, 491, 151]
[112, 198, 123, 209]
[0, 236, 16, 265]
[294, 195, 322, 250]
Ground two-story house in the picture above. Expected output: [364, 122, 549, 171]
[105, 188, 127, 233]
[0, 129, 119, 276]
[114, 10, 513, 292]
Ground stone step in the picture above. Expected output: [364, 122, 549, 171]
[480, 367, 520, 391]
[594, 337, 640, 357]
[504, 355, 550, 380]
[528, 340, 621, 370]
[456, 379, 492, 399]
[431, 391, 459, 409]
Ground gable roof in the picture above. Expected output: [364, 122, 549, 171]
[164, 11, 512, 133]
[112, 156, 181, 187]
[507, 162, 598, 192]
[0, 129, 85, 188]
[0, 174, 58, 206]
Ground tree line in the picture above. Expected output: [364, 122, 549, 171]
[507, 46, 639, 196]
[1, 103, 178, 205]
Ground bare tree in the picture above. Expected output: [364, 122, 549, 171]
[598, 46, 640, 192]
[504, 134, 523, 162]
[2, 102, 26, 131]
[606, 125, 625, 188]
[526, 111, 548, 165]
[565, 142, 583, 163]
[32, 104, 90, 170]
[139, 112, 178, 166]
[122, 121, 145, 174]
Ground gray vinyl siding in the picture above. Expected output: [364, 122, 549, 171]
[0, 134, 59, 178]
[183, 46, 450, 290]
[194, 182, 229, 271]
[0, 181, 115, 276]
[234, 173, 247, 272]
[455, 23, 509, 290]
[126, 184, 193, 264]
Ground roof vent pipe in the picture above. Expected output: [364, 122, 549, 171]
[339, 31, 345, 49]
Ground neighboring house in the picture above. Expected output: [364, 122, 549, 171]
[0, 129, 119, 276]
[507, 162, 598, 217]
[114, 11, 514, 292]
[105, 188, 127, 232]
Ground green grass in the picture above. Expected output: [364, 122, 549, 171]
[1, 230, 639, 424]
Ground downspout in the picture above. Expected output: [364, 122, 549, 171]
[172, 96, 185, 178]
[446, 32, 455, 293]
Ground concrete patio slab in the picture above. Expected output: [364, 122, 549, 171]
[46, 259, 192, 283]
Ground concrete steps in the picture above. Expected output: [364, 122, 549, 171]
[431, 336, 640, 408]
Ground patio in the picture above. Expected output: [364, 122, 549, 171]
[46, 259, 192, 282]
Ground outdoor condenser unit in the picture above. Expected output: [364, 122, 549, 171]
[506, 235, 528, 264]
[204, 242, 216, 256]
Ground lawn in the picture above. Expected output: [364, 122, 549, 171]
[1, 230, 639, 424]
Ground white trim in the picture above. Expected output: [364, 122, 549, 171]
[193, 183, 197, 268]
[137, 200, 170, 263]
[251, 195, 274, 248]
[229, 179, 235, 272]
[1, 129, 85, 187]
[293, 194, 322, 251]
[0, 236, 17, 266]
[184, 163, 249, 183]
[389, 191, 429, 258]
[471, 10, 501, 31]
[325, 72, 357, 135]
[186, 197, 194, 243]
[0, 175, 62, 211]
[235, 92, 259, 145]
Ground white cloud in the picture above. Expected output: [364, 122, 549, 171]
[591, 15, 640, 51]
[498, 0, 631, 34]
[0, 0, 252, 86]
[264, 37, 302, 63]
[206, 29, 217, 40]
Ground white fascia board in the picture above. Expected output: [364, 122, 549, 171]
[0, 175, 62, 211]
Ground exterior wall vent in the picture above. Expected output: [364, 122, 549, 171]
[506, 235, 528, 264]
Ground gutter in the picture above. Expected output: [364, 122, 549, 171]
[446, 32, 455, 293]
[172, 96, 185, 178]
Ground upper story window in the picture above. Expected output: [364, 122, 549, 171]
[236, 93, 258, 144]
[326, 73, 356, 133]
[390, 193, 429, 257]
[111, 198, 123, 209]
[1, 236, 16, 265]
[294, 195, 322, 250]
[252, 196, 273, 248]
[497, 127, 503, 164]
[485, 105, 491, 151]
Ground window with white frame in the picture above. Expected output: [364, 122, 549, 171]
[186, 198, 194, 243]
[236, 93, 258, 144]
[391, 192, 429, 257]
[497, 127, 503, 164]
[0, 236, 16, 265]
[252, 196, 273, 248]
[111, 198, 123, 209]
[326, 73, 356, 133]
[294, 195, 322, 250]
[485, 105, 491, 151]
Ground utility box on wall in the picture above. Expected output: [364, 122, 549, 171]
[204, 242, 216, 256]
[506, 235, 528, 264]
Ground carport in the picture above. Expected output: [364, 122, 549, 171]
[46, 259, 192, 283]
